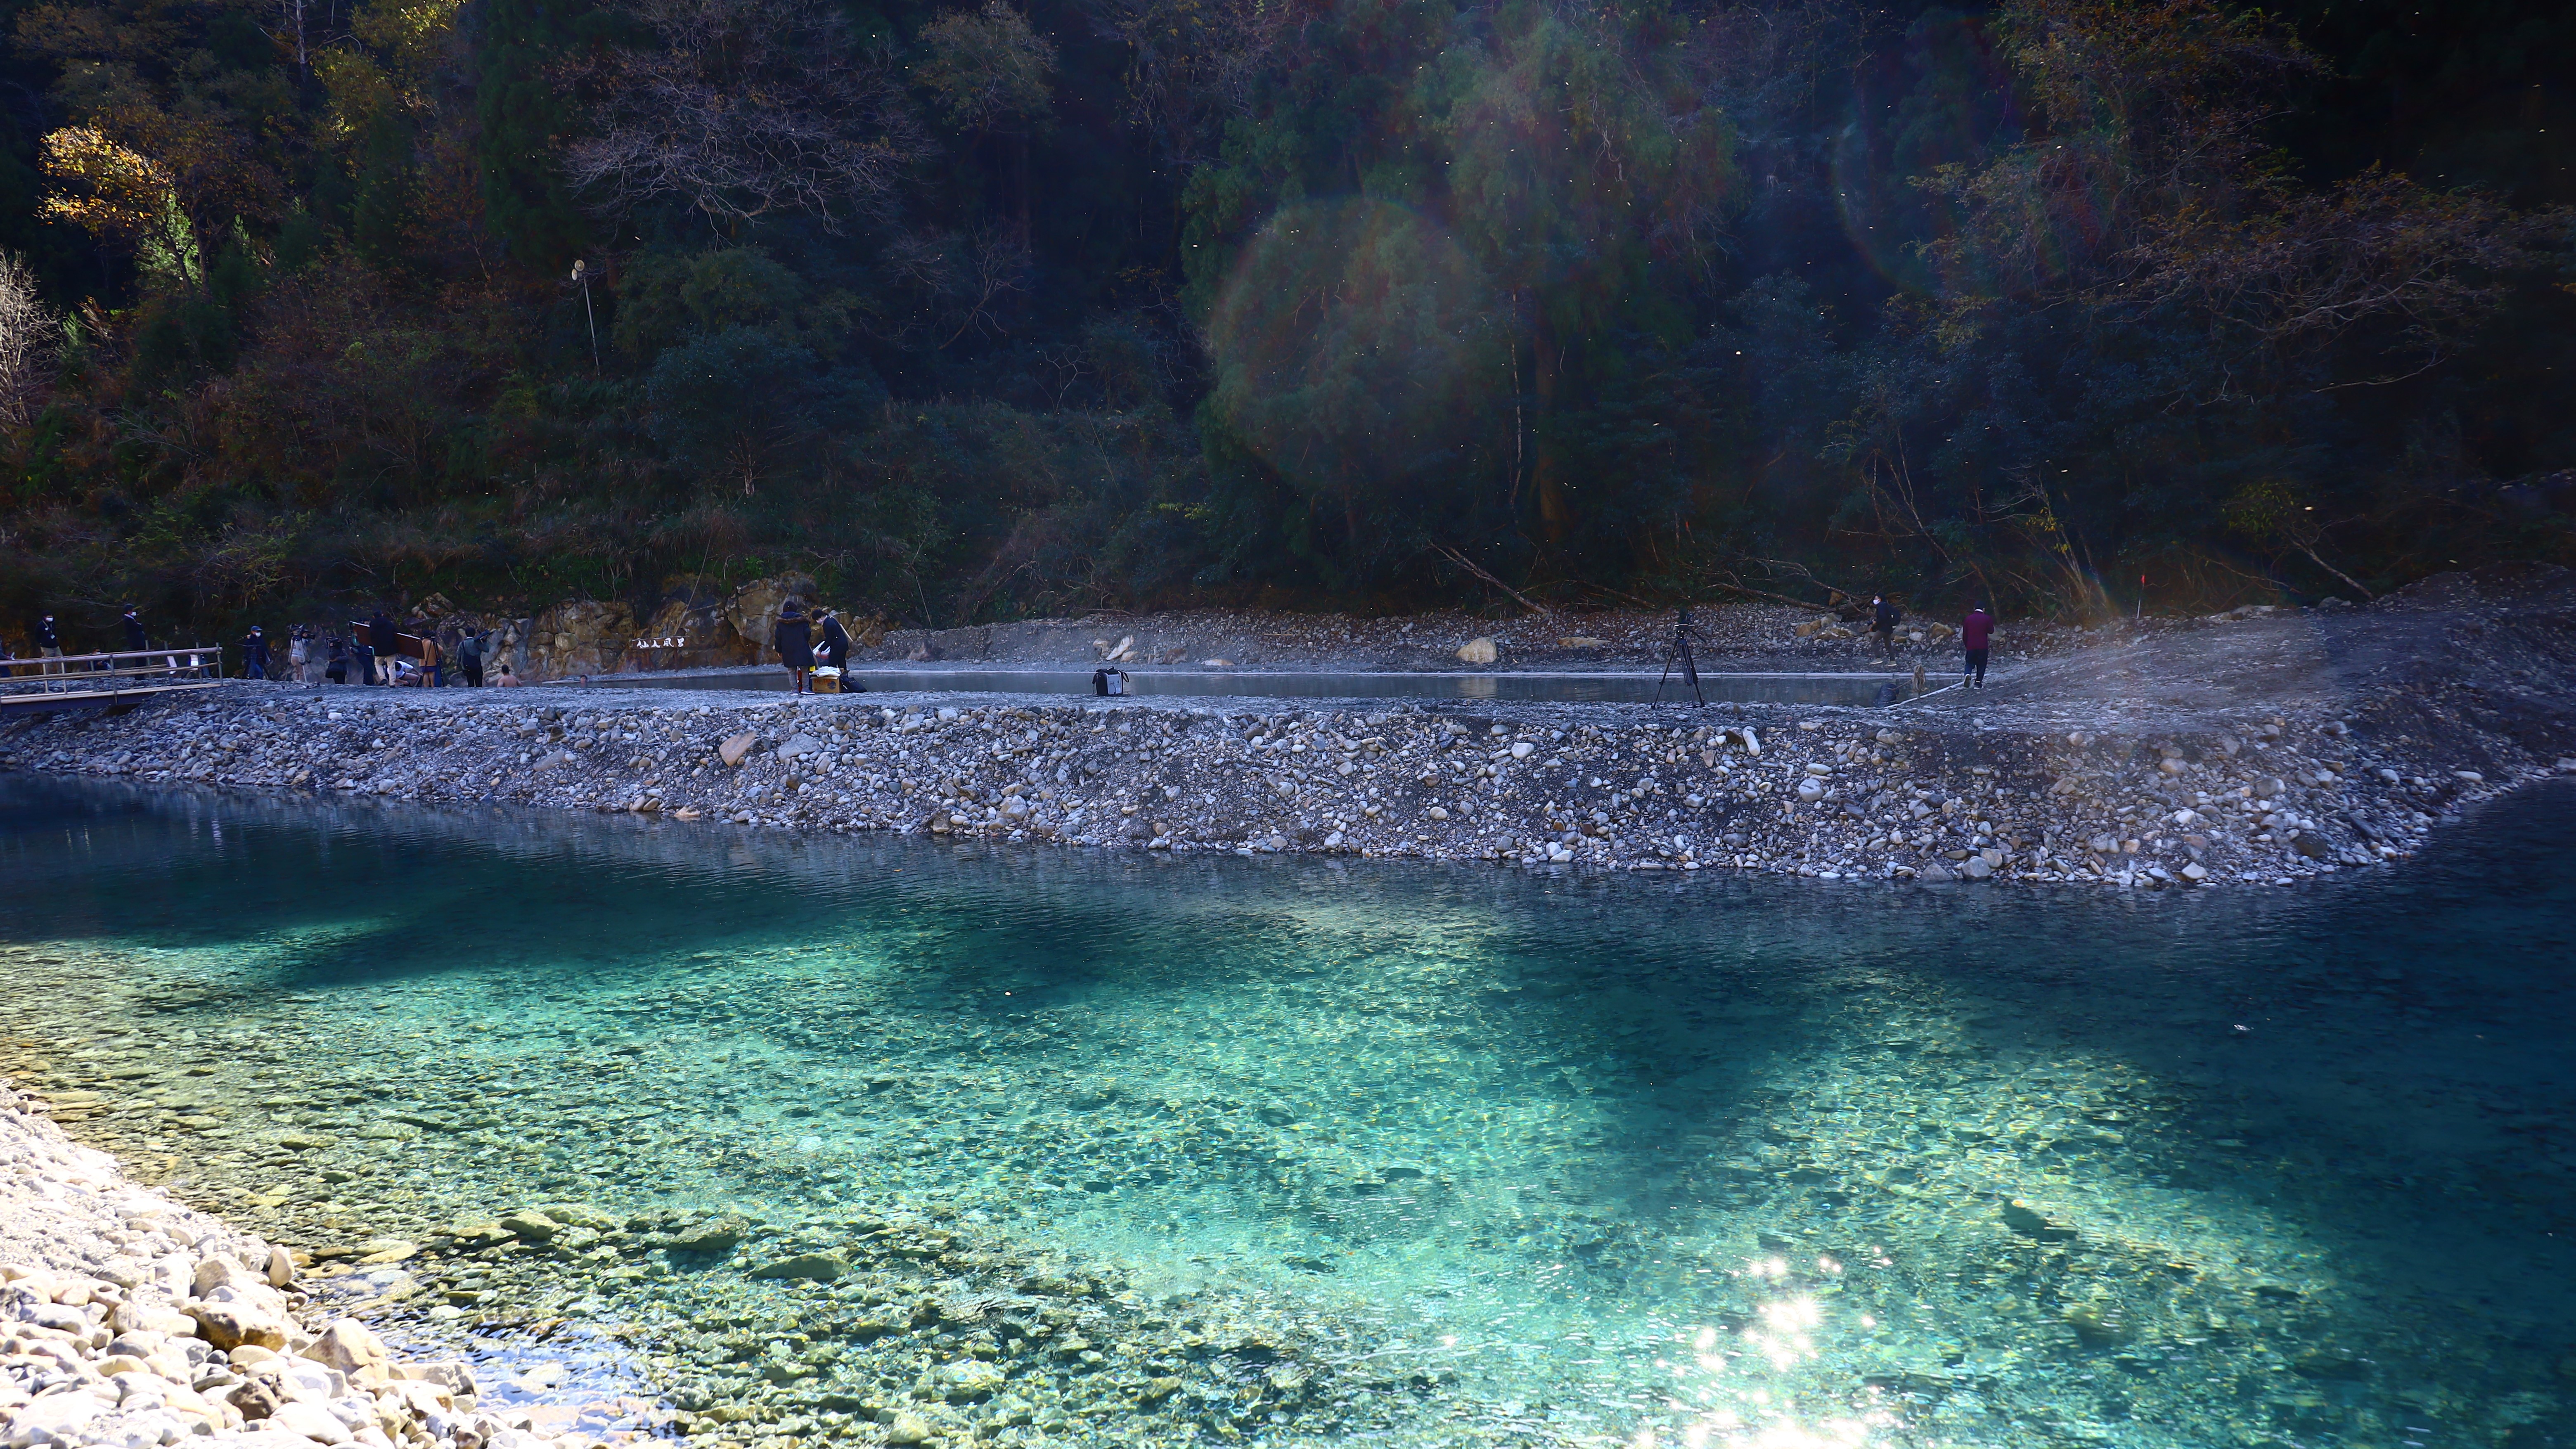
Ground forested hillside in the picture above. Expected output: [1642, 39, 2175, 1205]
[0, 0, 2568, 644]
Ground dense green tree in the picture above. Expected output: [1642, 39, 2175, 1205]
[477, 0, 597, 269]
[0, 0, 2565, 645]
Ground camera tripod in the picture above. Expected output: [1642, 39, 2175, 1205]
[1654, 606, 1706, 708]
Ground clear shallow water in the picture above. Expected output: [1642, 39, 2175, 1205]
[1, 774, 2572, 1449]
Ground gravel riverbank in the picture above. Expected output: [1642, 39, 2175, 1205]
[1, 1074, 620, 1449]
[5, 571, 2573, 888]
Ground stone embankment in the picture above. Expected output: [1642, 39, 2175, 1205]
[1, 1080, 592, 1449]
[0, 682, 2559, 890]
[6, 568, 2573, 887]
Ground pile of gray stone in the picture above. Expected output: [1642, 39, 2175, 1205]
[2, 1081, 592, 1449]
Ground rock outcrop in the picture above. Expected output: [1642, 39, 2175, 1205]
[632, 595, 743, 672]
[720, 576, 817, 670]
[521, 602, 637, 682]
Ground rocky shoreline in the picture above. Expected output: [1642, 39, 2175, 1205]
[0, 688, 2365, 886]
[0, 1074, 618, 1449]
[0, 687, 2556, 888]
[7, 571, 2576, 887]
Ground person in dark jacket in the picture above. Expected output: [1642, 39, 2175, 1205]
[122, 606, 147, 652]
[351, 633, 378, 686]
[243, 625, 270, 680]
[818, 609, 852, 670]
[1961, 603, 1995, 688]
[35, 614, 60, 675]
[457, 630, 486, 688]
[1870, 595, 1901, 660]
[773, 599, 814, 694]
[368, 610, 398, 684]
[324, 634, 350, 685]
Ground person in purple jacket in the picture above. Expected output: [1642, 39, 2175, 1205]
[1961, 602, 1995, 688]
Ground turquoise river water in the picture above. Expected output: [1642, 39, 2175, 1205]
[0, 774, 2571, 1449]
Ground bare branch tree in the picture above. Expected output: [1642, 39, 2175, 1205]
[562, 0, 928, 232]
[863, 227, 1032, 347]
[0, 249, 59, 428]
[941, 229, 1032, 346]
[2118, 169, 2550, 367]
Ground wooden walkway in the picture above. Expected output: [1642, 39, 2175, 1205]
[0, 647, 228, 710]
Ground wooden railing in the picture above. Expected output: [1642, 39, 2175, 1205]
[0, 646, 226, 704]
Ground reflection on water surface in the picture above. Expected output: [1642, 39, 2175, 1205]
[1, 775, 2571, 1449]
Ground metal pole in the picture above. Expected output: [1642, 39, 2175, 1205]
[574, 260, 599, 374]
